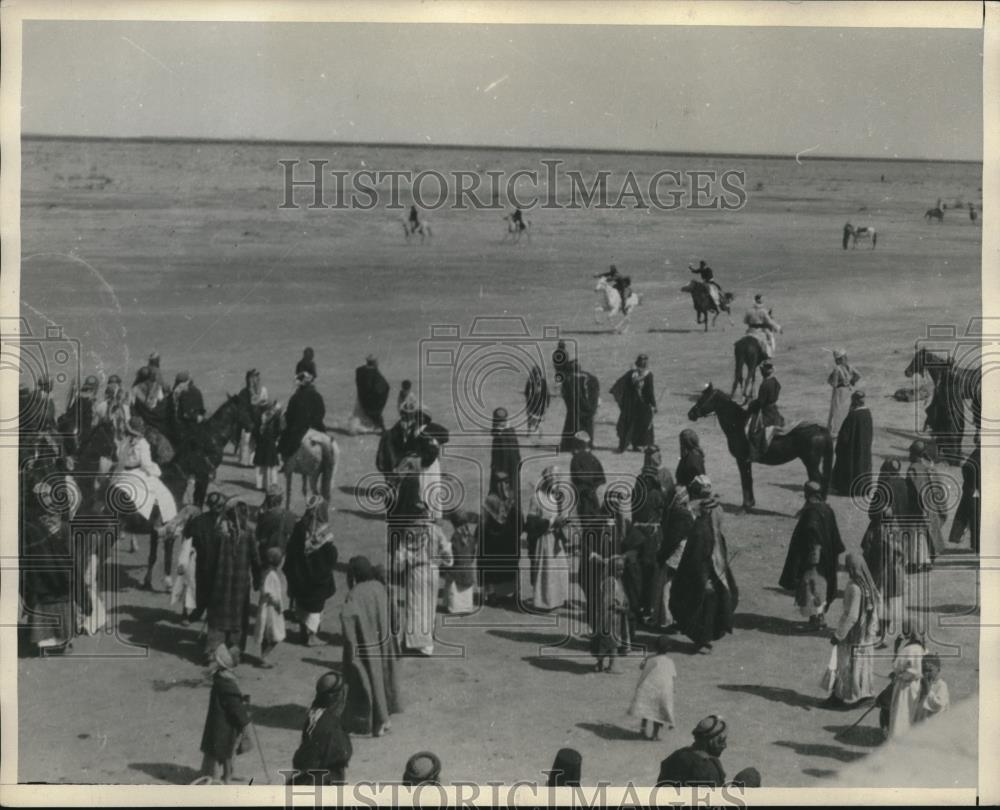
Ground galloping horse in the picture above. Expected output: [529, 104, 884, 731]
[904, 347, 981, 462]
[502, 214, 530, 243]
[688, 383, 833, 513]
[924, 207, 944, 223]
[681, 280, 734, 331]
[403, 218, 433, 243]
[731, 335, 766, 402]
[844, 224, 877, 249]
[594, 277, 641, 333]
[283, 428, 339, 506]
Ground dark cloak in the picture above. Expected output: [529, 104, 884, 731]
[610, 369, 656, 451]
[832, 406, 873, 495]
[559, 368, 600, 452]
[279, 385, 327, 459]
[355, 365, 390, 428]
[778, 499, 845, 608]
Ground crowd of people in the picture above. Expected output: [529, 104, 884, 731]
[16, 267, 979, 785]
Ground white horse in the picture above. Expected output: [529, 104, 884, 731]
[283, 428, 339, 507]
[845, 223, 877, 249]
[402, 218, 433, 243]
[594, 277, 641, 333]
[502, 215, 531, 243]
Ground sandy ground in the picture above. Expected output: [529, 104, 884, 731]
[16, 140, 983, 786]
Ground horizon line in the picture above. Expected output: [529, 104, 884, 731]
[19, 132, 983, 165]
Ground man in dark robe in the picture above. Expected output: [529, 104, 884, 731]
[279, 371, 327, 461]
[559, 364, 600, 453]
[668, 477, 737, 652]
[831, 390, 873, 495]
[172, 371, 206, 425]
[610, 354, 657, 453]
[627, 447, 666, 620]
[187, 491, 228, 626]
[354, 355, 390, 433]
[21, 509, 78, 655]
[675, 429, 707, 488]
[296, 347, 318, 380]
[923, 368, 965, 465]
[948, 443, 980, 553]
[376, 397, 427, 478]
[290, 671, 353, 785]
[779, 481, 846, 622]
[569, 432, 606, 519]
[255, 484, 297, 560]
[657, 715, 731, 787]
[747, 361, 784, 460]
[480, 471, 521, 604]
[284, 496, 338, 646]
[489, 407, 521, 494]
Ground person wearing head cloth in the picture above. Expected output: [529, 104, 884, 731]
[779, 480, 846, 630]
[628, 635, 677, 740]
[255, 483, 296, 561]
[826, 349, 861, 438]
[94, 373, 131, 442]
[746, 360, 784, 461]
[668, 476, 738, 653]
[340, 556, 402, 736]
[823, 552, 880, 709]
[254, 546, 287, 668]
[350, 354, 391, 436]
[590, 553, 631, 673]
[609, 353, 657, 454]
[172, 370, 206, 425]
[675, 428, 706, 488]
[131, 363, 164, 411]
[623, 446, 669, 624]
[402, 751, 442, 786]
[743, 293, 782, 359]
[283, 495, 338, 647]
[236, 368, 269, 467]
[443, 511, 480, 615]
[20, 507, 75, 655]
[375, 389, 432, 507]
[523, 363, 549, 435]
[184, 491, 228, 626]
[253, 398, 283, 491]
[656, 715, 730, 787]
[900, 438, 947, 571]
[199, 643, 250, 784]
[489, 406, 522, 495]
[524, 466, 571, 612]
[885, 619, 927, 738]
[651, 478, 697, 631]
[831, 389, 873, 496]
[289, 671, 353, 785]
[569, 430, 606, 521]
[278, 364, 327, 464]
[197, 496, 262, 662]
[558, 361, 600, 453]
[546, 748, 582, 787]
[295, 347, 317, 381]
[861, 458, 908, 640]
[481, 469, 522, 606]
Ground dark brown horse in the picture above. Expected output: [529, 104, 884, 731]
[924, 207, 944, 222]
[731, 335, 765, 402]
[904, 347, 981, 463]
[688, 384, 833, 512]
[681, 280, 734, 331]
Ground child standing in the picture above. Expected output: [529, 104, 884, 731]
[627, 635, 677, 740]
[914, 653, 950, 724]
[796, 543, 826, 630]
[255, 547, 287, 668]
[444, 511, 479, 615]
[591, 556, 630, 674]
[254, 401, 283, 492]
[199, 644, 250, 784]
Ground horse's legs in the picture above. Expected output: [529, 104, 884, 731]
[736, 458, 755, 512]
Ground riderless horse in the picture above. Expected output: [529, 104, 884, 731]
[594, 277, 641, 334]
[924, 207, 944, 222]
[688, 383, 833, 513]
[681, 280, 734, 330]
[843, 223, 877, 249]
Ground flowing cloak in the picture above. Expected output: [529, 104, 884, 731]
[668, 499, 738, 646]
[657, 747, 726, 787]
[200, 671, 249, 761]
[675, 449, 706, 489]
[628, 654, 677, 726]
[255, 506, 297, 557]
[292, 701, 353, 785]
[832, 580, 880, 703]
[187, 512, 221, 612]
[901, 460, 947, 561]
[622, 483, 665, 616]
[490, 427, 522, 493]
[283, 517, 338, 614]
[559, 368, 601, 452]
[204, 517, 261, 633]
[392, 523, 453, 650]
[21, 518, 78, 647]
[111, 436, 179, 522]
[355, 365, 390, 427]
[341, 579, 402, 735]
[888, 640, 925, 739]
[375, 414, 430, 476]
[827, 364, 860, 436]
[570, 450, 606, 518]
[524, 491, 570, 611]
[280, 385, 327, 459]
[610, 369, 656, 450]
[524, 370, 548, 419]
[832, 406, 873, 495]
[481, 489, 522, 587]
[254, 568, 286, 645]
[779, 500, 845, 608]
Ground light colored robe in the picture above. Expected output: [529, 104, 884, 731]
[528, 493, 569, 611]
[628, 654, 676, 727]
[888, 641, 926, 739]
[111, 436, 177, 521]
[170, 536, 197, 612]
[827, 364, 860, 436]
[255, 567, 287, 646]
[832, 580, 879, 703]
[393, 523, 453, 653]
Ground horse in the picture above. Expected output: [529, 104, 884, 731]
[688, 383, 833, 513]
[402, 218, 433, 243]
[904, 347, 981, 463]
[731, 335, 767, 402]
[681, 280, 734, 331]
[283, 428, 339, 507]
[594, 277, 641, 333]
[502, 214, 531, 243]
[844, 223, 877, 249]
[924, 207, 944, 222]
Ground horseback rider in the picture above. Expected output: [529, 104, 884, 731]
[172, 371, 205, 426]
[408, 204, 421, 235]
[747, 361, 785, 460]
[744, 293, 782, 359]
[595, 263, 621, 285]
[842, 223, 852, 250]
[689, 260, 723, 308]
[95, 374, 131, 441]
[279, 370, 327, 463]
[510, 207, 526, 232]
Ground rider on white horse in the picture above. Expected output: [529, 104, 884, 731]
[594, 264, 636, 314]
[689, 260, 724, 309]
[112, 414, 178, 523]
[743, 293, 782, 359]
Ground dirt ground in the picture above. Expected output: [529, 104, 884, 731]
[16, 139, 983, 787]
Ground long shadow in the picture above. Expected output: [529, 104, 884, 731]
[488, 629, 589, 651]
[772, 740, 865, 764]
[733, 612, 810, 637]
[130, 762, 201, 784]
[337, 507, 386, 522]
[647, 327, 696, 334]
[561, 328, 619, 336]
[301, 658, 343, 671]
[221, 479, 262, 492]
[522, 655, 596, 674]
[151, 677, 207, 692]
[115, 604, 207, 665]
[803, 767, 838, 779]
[576, 721, 640, 741]
[719, 502, 790, 518]
[823, 724, 884, 748]
[717, 683, 817, 710]
[250, 702, 307, 731]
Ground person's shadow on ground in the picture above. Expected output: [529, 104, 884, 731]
[717, 683, 817, 710]
[129, 762, 200, 784]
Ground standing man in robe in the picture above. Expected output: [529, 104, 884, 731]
[560, 364, 600, 453]
[480, 471, 521, 606]
[279, 370, 327, 463]
[352, 355, 391, 435]
[610, 354, 657, 454]
[747, 361, 784, 461]
[296, 347, 318, 380]
[826, 349, 861, 438]
[569, 431, 606, 520]
[832, 390, 873, 496]
[489, 407, 521, 495]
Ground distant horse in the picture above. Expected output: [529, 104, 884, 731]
[502, 215, 531, 243]
[924, 207, 944, 222]
[403, 218, 433, 243]
[594, 277, 641, 333]
[844, 223, 877, 249]
[283, 428, 339, 507]
[731, 335, 766, 402]
[681, 280, 734, 331]
[688, 383, 833, 513]
[904, 347, 981, 463]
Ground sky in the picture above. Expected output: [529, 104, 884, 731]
[21, 21, 984, 160]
